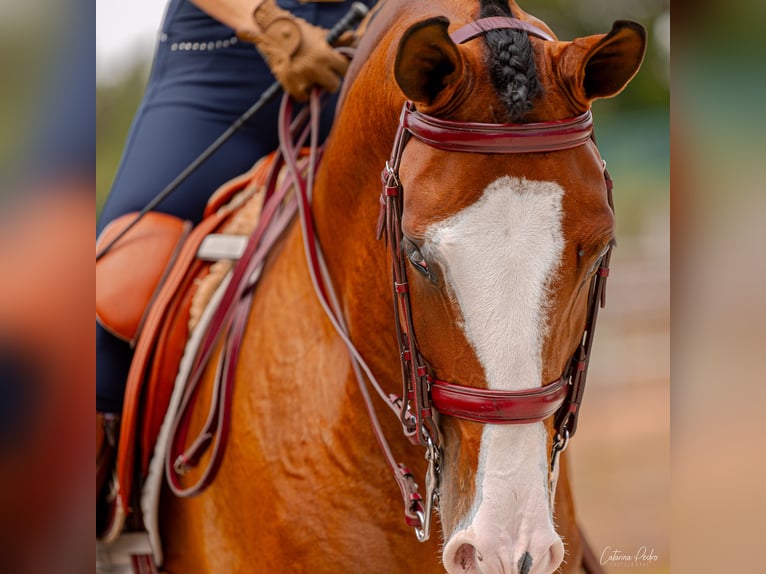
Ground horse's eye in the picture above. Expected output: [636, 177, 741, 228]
[402, 238, 436, 283]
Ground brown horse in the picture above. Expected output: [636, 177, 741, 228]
[159, 1, 645, 572]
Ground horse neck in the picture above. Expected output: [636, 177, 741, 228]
[310, 12, 409, 353]
[311, 95, 400, 347]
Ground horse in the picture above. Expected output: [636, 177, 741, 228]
[158, 1, 646, 572]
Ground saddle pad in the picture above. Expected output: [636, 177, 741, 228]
[140, 271, 234, 566]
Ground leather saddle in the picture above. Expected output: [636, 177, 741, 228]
[96, 152, 277, 542]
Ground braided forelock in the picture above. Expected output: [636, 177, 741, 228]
[479, 0, 540, 121]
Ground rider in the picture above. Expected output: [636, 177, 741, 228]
[97, 0, 374, 527]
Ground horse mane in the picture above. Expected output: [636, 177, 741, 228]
[479, 0, 540, 121]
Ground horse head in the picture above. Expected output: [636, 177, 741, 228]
[319, 2, 646, 573]
[392, 5, 644, 574]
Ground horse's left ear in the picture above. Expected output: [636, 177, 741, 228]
[394, 16, 463, 106]
[559, 20, 647, 105]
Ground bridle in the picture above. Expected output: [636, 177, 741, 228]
[380, 106, 609, 423]
[374, 16, 614, 540]
[378, 102, 601, 435]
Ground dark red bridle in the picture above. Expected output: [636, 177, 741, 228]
[379, 100, 609, 440]
[375, 17, 614, 540]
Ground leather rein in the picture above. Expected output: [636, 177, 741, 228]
[165, 17, 614, 546]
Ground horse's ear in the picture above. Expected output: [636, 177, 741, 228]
[560, 20, 646, 105]
[394, 17, 463, 106]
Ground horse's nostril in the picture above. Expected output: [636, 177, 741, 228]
[518, 551, 533, 574]
[454, 543, 480, 571]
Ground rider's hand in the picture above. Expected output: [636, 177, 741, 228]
[237, 0, 349, 101]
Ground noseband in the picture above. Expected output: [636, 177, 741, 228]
[376, 17, 614, 539]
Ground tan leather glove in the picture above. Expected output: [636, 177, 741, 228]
[237, 0, 349, 101]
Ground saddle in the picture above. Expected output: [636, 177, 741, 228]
[96, 140, 316, 574]
[96, 152, 279, 543]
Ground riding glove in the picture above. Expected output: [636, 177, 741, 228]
[237, 0, 350, 101]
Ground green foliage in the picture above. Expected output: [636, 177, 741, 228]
[594, 107, 669, 235]
[0, 11, 48, 178]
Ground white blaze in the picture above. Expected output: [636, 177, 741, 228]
[427, 177, 566, 573]
[425, 176, 564, 389]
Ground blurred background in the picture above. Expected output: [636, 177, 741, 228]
[672, 2, 766, 573]
[1, 1, 94, 573]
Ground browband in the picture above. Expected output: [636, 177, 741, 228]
[401, 102, 594, 154]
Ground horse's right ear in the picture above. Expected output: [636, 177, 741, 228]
[394, 17, 463, 106]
